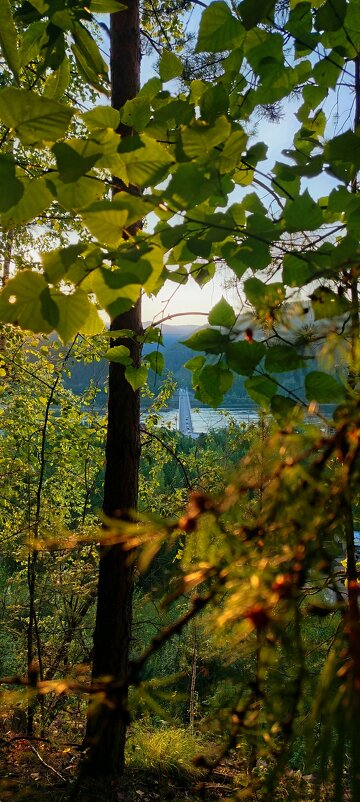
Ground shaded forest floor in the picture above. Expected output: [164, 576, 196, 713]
[0, 733, 237, 802]
[0, 732, 338, 802]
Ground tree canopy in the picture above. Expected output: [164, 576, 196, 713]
[1, 0, 360, 799]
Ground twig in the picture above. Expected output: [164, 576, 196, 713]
[29, 743, 67, 782]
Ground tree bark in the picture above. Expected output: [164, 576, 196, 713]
[82, 0, 141, 779]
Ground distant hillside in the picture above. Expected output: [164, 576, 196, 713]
[64, 320, 325, 408]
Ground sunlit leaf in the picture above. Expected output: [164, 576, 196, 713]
[52, 289, 93, 343]
[19, 21, 47, 67]
[0, 88, 73, 145]
[83, 105, 120, 131]
[42, 56, 71, 100]
[196, 1, 245, 52]
[0, 271, 53, 333]
[1, 177, 53, 228]
[0, 0, 20, 80]
[125, 365, 148, 390]
[208, 297, 236, 329]
[159, 50, 183, 81]
[104, 345, 132, 364]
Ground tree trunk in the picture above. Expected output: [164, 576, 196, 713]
[82, 0, 141, 779]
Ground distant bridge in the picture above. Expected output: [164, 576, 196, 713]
[178, 388, 198, 438]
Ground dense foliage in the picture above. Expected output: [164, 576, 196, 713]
[1, 0, 360, 799]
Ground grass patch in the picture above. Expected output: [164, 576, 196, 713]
[126, 723, 205, 781]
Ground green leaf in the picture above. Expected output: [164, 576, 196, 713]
[200, 83, 229, 123]
[325, 131, 360, 172]
[81, 195, 152, 247]
[0, 271, 53, 333]
[104, 345, 132, 364]
[182, 328, 227, 354]
[271, 395, 302, 424]
[72, 21, 108, 80]
[185, 355, 206, 371]
[218, 129, 247, 174]
[239, 0, 276, 29]
[0, 0, 20, 80]
[90, 0, 127, 9]
[315, 0, 346, 31]
[83, 105, 120, 131]
[282, 253, 315, 288]
[208, 297, 236, 328]
[0, 155, 24, 212]
[138, 77, 162, 98]
[144, 350, 165, 375]
[305, 371, 344, 403]
[264, 345, 304, 373]
[159, 50, 183, 81]
[220, 242, 247, 279]
[82, 266, 141, 317]
[244, 277, 285, 312]
[196, 2, 245, 53]
[165, 164, 216, 208]
[226, 340, 265, 375]
[141, 326, 163, 345]
[0, 88, 73, 145]
[283, 190, 323, 232]
[53, 175, 105, 212]
[194, 364, 233, 407]
[125, 365, 148, 390]
[181, 117, 231, 159]
[72, 44, 105, 92]
[310, 287, 350, 320]
[1, 176, 53, 228]
[120, 96, 151, 131]
[71, 22, 109, 92]
[118, 135, 174, 187]
[79, 305, 105, 336]
[313, 53, 343, 89]
[42, 56, 71, 100]
[52, 289, 93, 343]
[234, 240, 271, 271]
[28, 0, 49, 11]
[42, 243, 89, 284]
[19, 21, 47, 68]
[244, 375, 277, 407]
[52, 142, 102, 181]
[244, 29, 284, 73]
[272, 161, 300, 199]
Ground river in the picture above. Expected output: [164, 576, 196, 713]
[141, 403, 337, 434]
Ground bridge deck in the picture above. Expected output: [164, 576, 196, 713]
[178, 388, 197, 437]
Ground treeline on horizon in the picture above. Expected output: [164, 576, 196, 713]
[58, 320, 334, 408]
